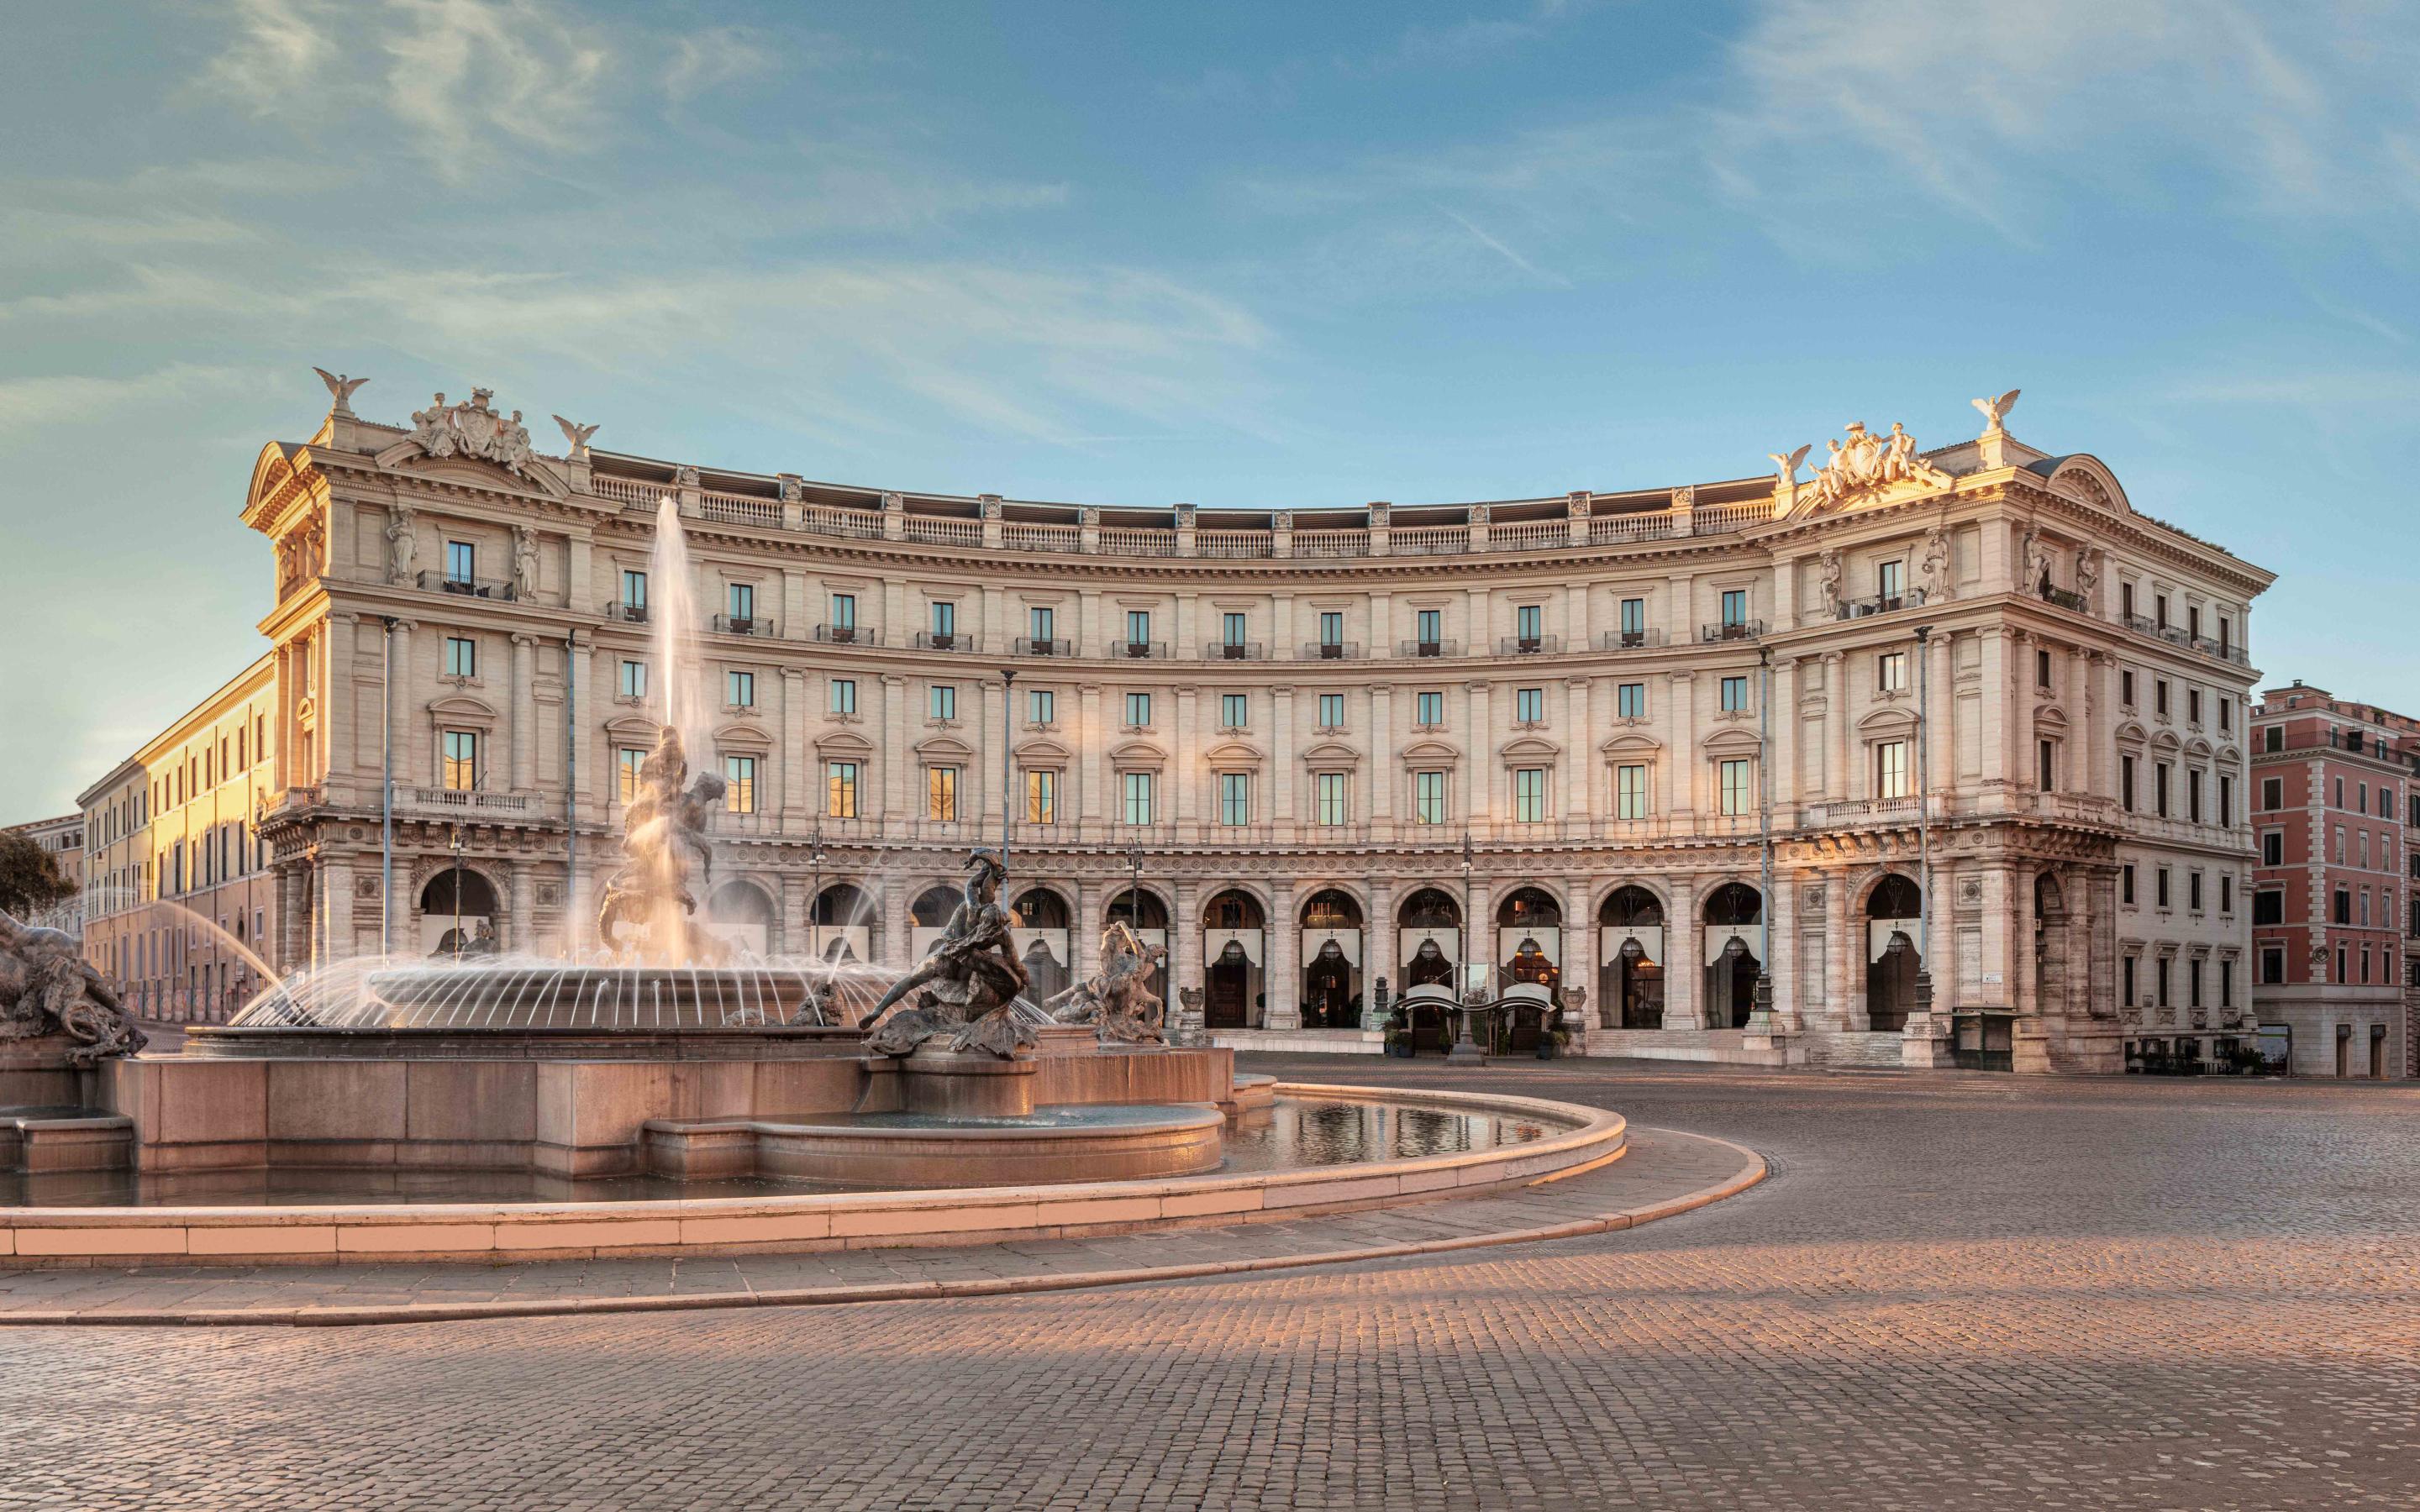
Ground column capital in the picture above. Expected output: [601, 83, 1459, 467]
[509, 631, 536, 648]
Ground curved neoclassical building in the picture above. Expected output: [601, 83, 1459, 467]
[204, 384, 2270, 1072]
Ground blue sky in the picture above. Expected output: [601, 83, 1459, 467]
[3, 0, 2417, 817]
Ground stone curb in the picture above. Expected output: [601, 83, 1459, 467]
[0, 1129, 1763, 1330]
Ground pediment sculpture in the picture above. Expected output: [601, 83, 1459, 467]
[1776, 421, 1951, 513]
[407, 388, 536, 476]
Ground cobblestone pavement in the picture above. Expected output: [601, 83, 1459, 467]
[0, 1128, 1751, 1325]
[7, 1059, 2417, 1510]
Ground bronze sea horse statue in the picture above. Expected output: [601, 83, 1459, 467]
[0, 908, 148, 1066]
[861, 848, 1034, 1059]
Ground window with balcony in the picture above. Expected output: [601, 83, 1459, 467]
[2154, 592, 2170, 630]
[826, 761, 860, 818]
[723, 756, 757, 814]
[1128, 610, 1153, 648]
[831, 591, 856, 632]
[2188, 605, 2202, 641]
[727, 670, 755, 709]
[617, 747, 646, 804]
[1414, 769, 1446, 824]
[445, 540, 475, 585]
[1618, 597, 1648, 646]
[1415, 607, 1444, 656]
[2264, 725, 2283, 753]
[1318, 693, 1345, 729]
[621, 570, 648, 619]
[1721, 590, 1749, 629]
[1515, 687, 1544, 723]
[1318, 612, 1345, 654]
[1514, 604, 1544, 651]
[930, 601, 956, 642]
[727, 583, 755, 629]
[1220, 692, 1247, 728]
[1025, 769, 1056, 824]
[1124, 691, 1152, 728]
[1720, 676, 1749, 712]
[1616, 764, 1649, 819]
[445, 637, 476, 678]
[1877, 559, 1905, 605]
[930, 685, 957, 722]
[1122, 770, 1155, 825]
[1220, 772, 1251, 827]
[831, 678, 857, 716]
[1512, 768, 1546, 823]
[928, 765, 960, 822]
[441, 729, 479, 791]
[1028, 688, 1054, 726]
[1617, 682, 1647, 719]
[1719, 758, 1754, 815]
[1317, 772, 1350, 826]
[1876, 740, 1911, 799]
[1878, 651, 1907, 692]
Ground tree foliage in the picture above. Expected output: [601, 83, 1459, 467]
[0, 831, 74, 917]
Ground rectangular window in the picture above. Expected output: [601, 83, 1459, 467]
[1125, 691, 1152, 727]
[2221, 958, 2234, 1009]
[1515, 687, 1544, 723]
[2333, 888, 2351, 925]
[826, 761, 859, 818]
[928, 766, 960, 822]
[1127, 609, 1152, 646]
[621, 570, 648, 613]
[1317, 772, 1350, 826]
[2265, 725, 2282, 753]
[2155, 680, 2170, 717]
[1515, 604, 1543, 646]
[445, 540, 474, 584]
[1025, 769, 1055, 825]
[2218, 775, 2233, 827]
[1719, 758, 1754, 816]
[1877, 559, 1905, 602]
[1617, 682, 1647, 718]
[1221, 772, 1251, 827]
[1121, 770, 1155, 825]
[727, 669, 755, 709]
[831, 592, 856, 631]
[1616, 764, 1649, 819]
[1416, 608, 1442, 648]
[2262, 775, 2281, 811]
[1720, 589, 1748, 627]
[620, 659, 648, 700]
[445, 637, 476, 678]
[2123, 955, 2139, 1005]
[728, 583, 755, 623]
[930, 685, 957, 722]
[2220, 874, 2234, 913]
[2156, 869, 2172, 908]
[2188, 688, 2202, 724]
[2259, 947, 2284, 985]
[1224, 612, 1249, 648]
[2121, 755, 2138, 811]
[2219, 697, 2232, 732]
[2189, 871, 2203, 911]
[441, 730, 478, 791]
[2156, 957, 2171, 1007]
[2037, 648, 2052, 689]
[931, 601, 956, 638]
[1414, 770, 1446, 825]
[1318, 611, 1344, 648]
[1619, 597, 1646, 639]
[1415, 690, 1444, 727]
[2038, 739, 2056, 792]
[2261, 830, 2283, 865]
[618, 747, 647, 804]
[2156, 762, 2172, 818]
[723, 756, 756, 814]
[2188, 770, 2203, 823]
[2121, 669, 2136, 706]
[831, 678, 857, 716]
[1028, 687, 1054, 725]
[2121, 864, 2136, 906]
[2334, 776, 2345, 809]
[1317, 692, 1345, 728]
[2189, 958, 2204, 1009]
[1876, 741, 1911, 800]
[1512, 768, 1547, 823]
[1720, 676, 1749, 712]
[1877, 652, 1907, 692]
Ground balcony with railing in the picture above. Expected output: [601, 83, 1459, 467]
[602, 600, 649, 624]
[1196, 529, 1273, 559]
[590, 474, 666, 509]
[1206, 639, 1267, 661]
[804, 504, 883, 538]
[1700, 619, 1765, 643]
[699, 491, 781, 528]
[1595, 627, 1666, 651]
[710, 614, 776, 638]
[2038, 583, 2088, 613]
[1399, 638, 1462, 659]
[1498, 634, 1565, 656]
[812, 622, 877, 646]
[1099, 526, 1177, 556]
[1002, 521, 1082, 553]
[1112, 639, 1171, 660]
[1589, 512, 1679, 545]
[1292, 529, 1369, 558]
[911, 630, 982, 653]
[1490, 518, 1565, 550]
[399, 786, 544, 819]
[1301, 640, 1363, 661]
[902, 516, 983, 547]
[2193, 635, 2249, 666]
[1013, 636, 1073, 657]
[1835, 589, 1928, 620]
[1390, 525, 1467, 556]
[419, 570, 517, 601]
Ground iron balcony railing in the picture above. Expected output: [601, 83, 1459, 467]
[1302, 641, 1363, 661]
[812, 622, 876, 646]
[423, 571, 517, 601]
[2039, 584, 2088, 612]
[1207, 640, 1266, 661]
[1497, 634, 1564, 656]
[1113, 639, 1171, 659]
[711, 614, 776, 638]
[602, 600, 649, 623]
[1836, 590, 1927, 619]
[912, 630, 981, 652]
[1596, 628, 1665, 650]
[1700, 619, 1765, 643]
[1399, 638, 1461, 659]
[1013, 636, 1073, 657]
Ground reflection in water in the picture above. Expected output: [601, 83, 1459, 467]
[1, 1096, 1556, 1209]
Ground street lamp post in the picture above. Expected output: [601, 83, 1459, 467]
[808, 821, 826, 961]
[1746, 646, 1781, 1037]
[999, 667, 1017, 879]
[1912, 624, 1939, 1058]
[1449, 829, 1487, 1063]
[449, 823, 465, 962]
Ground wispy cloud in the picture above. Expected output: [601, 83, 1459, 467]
[0, 364, 255, 434]
[200, 0, 339, 110]
[380, 0, 611, 169]
[664, 25, 780, 106]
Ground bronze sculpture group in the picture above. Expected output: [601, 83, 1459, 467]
[860, 848, 1037, 1058]
[1, 909, 147, 1066]
[597, 726, 730, 964]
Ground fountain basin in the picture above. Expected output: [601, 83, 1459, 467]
[645, 1104, 1228, 1187]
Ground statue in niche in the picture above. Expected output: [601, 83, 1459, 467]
[0, 910, 147, 1066]
[596, 726, 729, 964]
[1047, 921, 1166, 1044]
[384, 502, 418, 585]
[2075, 546, 2100, 606]
[861, 848, 1034, 1059]
[1816, 549, 1844, 617]
[2022, 525, 2055, 592]
[511, 523, 539, 601]
[1919, 528, 1952, 602]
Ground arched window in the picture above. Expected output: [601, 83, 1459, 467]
[1205, 889, 1265, 930]
[1599, 885, 1663, 928]
[1011, 889, 1070, 929]
[1301, 888, 1362, 928]
[1495, 887, 1561, 928]
[1397, 887, 1461, 929]
[910, 886, 961, 927]
[1702, 882, 1763, 927]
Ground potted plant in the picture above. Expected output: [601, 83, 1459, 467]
[1383, 1014, 1415, 1058]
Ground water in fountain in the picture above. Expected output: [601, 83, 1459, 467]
[651, 496, 713, 784]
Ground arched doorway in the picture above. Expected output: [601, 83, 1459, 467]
[702, 880, 775, 958]
[1201, 889, 1265, 1029]
[1298, 888, 1364, 1027]
[1597, 886, 1665, 1030]
[809, 883, 873, 964]
[1865, 874, 1922, 1032]
[908, 885, 962, 968]
[1106, 887, 1170, 1005]
[1010, 888, 1072, 1004]
[1702, 882, 1763, 1029]
[1495, 887, 1563, 1000]
[419, 868, 498, 956]
[1397, 887, 1462, 1051]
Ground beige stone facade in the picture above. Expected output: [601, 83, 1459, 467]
[201, 383, 2273, 1070]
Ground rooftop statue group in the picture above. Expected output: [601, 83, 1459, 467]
[1, 909, 147, 1066]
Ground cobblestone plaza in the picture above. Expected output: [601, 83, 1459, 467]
[8, 1057, 2414, 1510]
